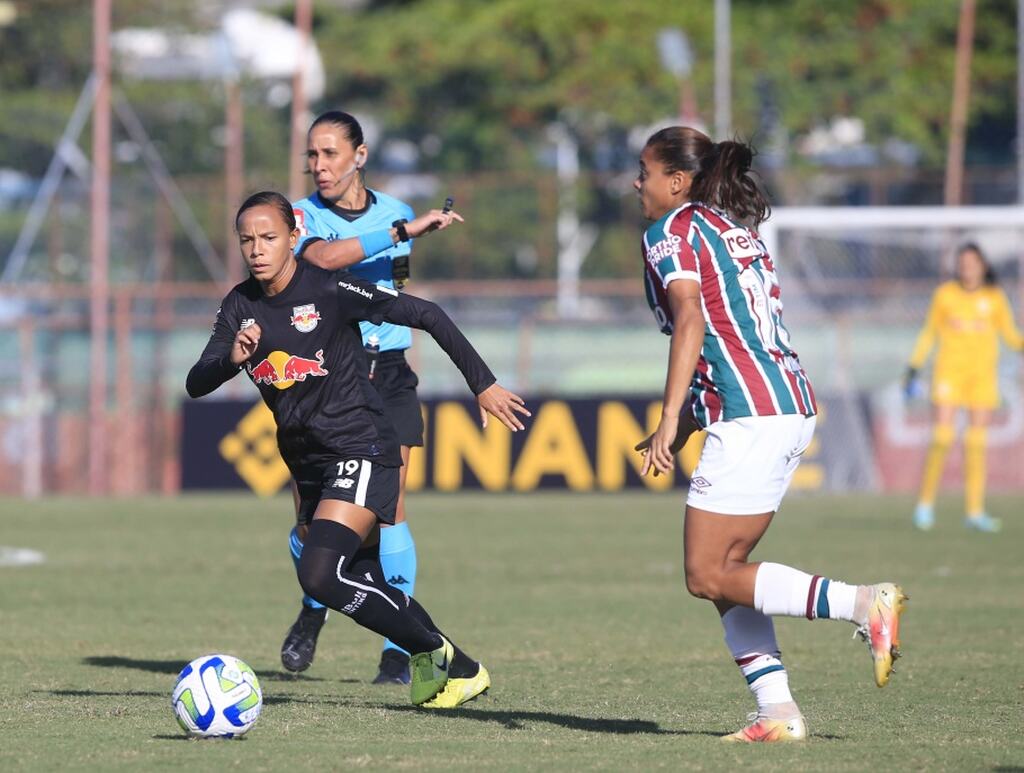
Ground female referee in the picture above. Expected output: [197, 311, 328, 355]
[634, 127, 907, 742]
[187, 191, 529, 709]
[281, 110, 451, 684]
[906, 242, 1023, 533]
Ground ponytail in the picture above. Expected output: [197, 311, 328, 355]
[645, 127, 771, 227]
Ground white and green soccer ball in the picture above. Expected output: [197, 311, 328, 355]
[171, 654, 262, 738]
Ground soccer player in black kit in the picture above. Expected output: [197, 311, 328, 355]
[186, 191, 530, 708]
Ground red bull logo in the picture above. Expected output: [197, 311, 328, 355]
[290, 303, 321, 333]
[247, 349, 328, 390]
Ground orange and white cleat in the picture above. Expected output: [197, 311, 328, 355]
[722, 713, 808, 743]
[854, 583, 908, 688]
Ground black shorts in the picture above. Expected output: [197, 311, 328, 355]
[371, 350, 424, 448]
[294, 458, 400, 526]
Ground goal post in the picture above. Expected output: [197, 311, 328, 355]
[761, 206, 1024, 494]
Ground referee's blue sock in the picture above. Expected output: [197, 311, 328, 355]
[289, 526, 326, 611]
[379, 521, 417, 656]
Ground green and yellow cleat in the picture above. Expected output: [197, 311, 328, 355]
[854, 583, 908, 688]
[721, 714, 807, 743]
[409, 636, 453, 705]
[421, 663, 490, 709]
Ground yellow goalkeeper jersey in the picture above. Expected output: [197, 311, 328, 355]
[910, 281, 1023, 379]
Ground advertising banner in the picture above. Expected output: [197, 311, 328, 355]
[181, 396, 829, 495]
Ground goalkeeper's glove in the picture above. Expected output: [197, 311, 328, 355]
[903, 366, 923, 399]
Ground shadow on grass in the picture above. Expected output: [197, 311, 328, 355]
[81, 655, 357, 683]
[381, 701, 848, 739]
[384, 703, 720, 736]
[53, 677, 846, 741]
[151, 734, 254, 741]
[44, 689, 307, 707]
[45, 688, 719, 737]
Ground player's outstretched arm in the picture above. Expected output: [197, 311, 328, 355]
[335, 273, 530, 431]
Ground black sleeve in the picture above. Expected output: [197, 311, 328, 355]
[383, 294, 495, 394]
[333, 271, 495, 395]
[186, 294, 243, 398]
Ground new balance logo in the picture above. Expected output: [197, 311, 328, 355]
[387, 575, 410, 586]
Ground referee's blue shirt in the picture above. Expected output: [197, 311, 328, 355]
[293, 189, 415, 352]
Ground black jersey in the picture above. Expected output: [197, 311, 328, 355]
[186, 261, 495, 474]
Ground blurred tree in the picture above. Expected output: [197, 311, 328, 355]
[317, 0, 710, 170]
[0, 0, 199, 175]
[0, 0, 1018, 281]
[736, 0, 1017, 166]
[318, 0, 1016, 169]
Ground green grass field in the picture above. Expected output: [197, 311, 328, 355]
[1, 491, 1022, 771]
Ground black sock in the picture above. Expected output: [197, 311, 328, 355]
[297, 520, 440, 654]
[349, 544, 477, 676]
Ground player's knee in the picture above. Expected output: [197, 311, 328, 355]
[296, 553, 333, 607]
[932, 424, 955, 448]
[684, 565, 722, 601]
[965, 426, 987, 450]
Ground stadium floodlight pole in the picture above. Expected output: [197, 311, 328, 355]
[89, 0, 112, 496]
[288, 0, 313, 202]
[714, 0, 731, 140]
[944, 0, 976, 206]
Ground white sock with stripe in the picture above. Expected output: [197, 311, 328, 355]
[722, 606, 797, 718]
[753, 562, 859, 623]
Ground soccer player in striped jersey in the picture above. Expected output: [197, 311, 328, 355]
[905, 242, 1023, 533]
[634, 127, 907, 742]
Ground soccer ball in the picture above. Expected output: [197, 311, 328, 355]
[171, 654, 263, 738]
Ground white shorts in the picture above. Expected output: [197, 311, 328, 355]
[686, 414, 816, 515]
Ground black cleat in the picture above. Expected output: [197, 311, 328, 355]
[372, 648, 411, 685]
[280, 605, 328, 673]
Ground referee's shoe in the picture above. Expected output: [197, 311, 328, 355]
[373, 649, 411, 685]
[280, 605, 328, 673]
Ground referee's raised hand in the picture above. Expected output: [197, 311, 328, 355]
[407, 208, 464, 238]
[477, 383, 531, 431]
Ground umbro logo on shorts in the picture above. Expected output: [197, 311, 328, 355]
[690, 476, 711, 490]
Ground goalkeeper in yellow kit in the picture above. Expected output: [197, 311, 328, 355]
[905, 243, 1023, 532]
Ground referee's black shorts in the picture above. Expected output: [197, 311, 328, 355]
[370, 349, 424, 448]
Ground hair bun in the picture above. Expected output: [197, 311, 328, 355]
[719, 141, 752, 173]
